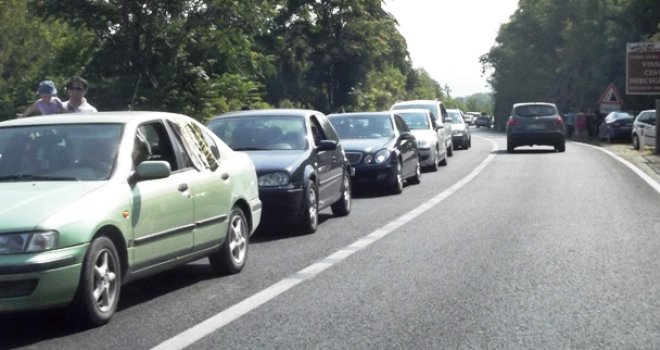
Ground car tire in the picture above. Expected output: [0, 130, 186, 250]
[390, 160, 404, 194]
[209, 207, 248, 275]
[507, 141, 515, 153]
[447, 143, 454, 157]
[428, 148, 439, 171]
[299, 182, 319, 233]
[439, 150, 448, 166]
[606, 131, 612, 143]
[632, 134, 640, 150]
[556, 141, 566, 152]
[408, 161, 421, 185]
[73, 236, 121, 327]
[331, 172, 351, 217]
[468, 137, 472, 148]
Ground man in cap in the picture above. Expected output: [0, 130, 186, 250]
[18, 80, 66, 117]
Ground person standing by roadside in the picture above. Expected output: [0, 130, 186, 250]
[565, 108, 576, 139]
[62, 76, 98, 113]
[18, 80, 66, 117]
[575, 109, 587, 140]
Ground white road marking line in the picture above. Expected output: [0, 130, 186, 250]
[578, 143, 660, 194]
[151, 137, 499, 350]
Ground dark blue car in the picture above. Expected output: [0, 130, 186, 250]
[328, 111, 421, 194]
[207, 109, 352, 234]
[598, 111, 634, 142]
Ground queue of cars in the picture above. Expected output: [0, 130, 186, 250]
[0, 101, 474, 326]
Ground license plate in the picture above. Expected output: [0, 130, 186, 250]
[526, 124, 546, 130]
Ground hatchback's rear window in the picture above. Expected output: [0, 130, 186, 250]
[514, 105, 557, 117]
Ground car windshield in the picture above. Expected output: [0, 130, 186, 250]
[330, 115, 394, 138]
[0, 124, 123, 181]
[448, 112, 464, 124]
[605, 112, 632, 122]
[514, 105, 557, 117]
[398, 112, 430, 130]
[208, 115, 307, 151]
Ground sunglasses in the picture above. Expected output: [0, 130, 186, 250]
[67, 86, 85, 91]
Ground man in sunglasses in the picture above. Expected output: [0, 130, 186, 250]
[63, 76, 98, 113]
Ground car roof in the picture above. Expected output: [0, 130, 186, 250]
[328, 111, 393, 118]
[513, 102, 557, 107]
[0, 111, 189, 127]
[390, 108, 430, 114]
[446, 108, 463, 113]
[211, 109, 322, 120]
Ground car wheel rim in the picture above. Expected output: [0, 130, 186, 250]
[396, 162, 403, 190]
[308, 187, 318, 227]
[93, 249, 119, 313]
[228, 214, 247, 264]
[416, 162, 421, 178]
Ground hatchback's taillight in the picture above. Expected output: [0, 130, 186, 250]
[554, 116, 564, 126]
[507, 118, 518, 126]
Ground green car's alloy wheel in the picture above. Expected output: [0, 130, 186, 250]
[408, 161, 421, 185]
[331, 172, 351, 217]
[210, 207, 248, 275]
[74, 236, 121, 326]
[299, 182, 319, 234]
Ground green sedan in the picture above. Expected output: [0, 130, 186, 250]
[0, 111, 261, 326]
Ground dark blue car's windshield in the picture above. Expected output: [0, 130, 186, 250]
[0, 124, 123, 181]
[208, 116, 307, 151]
[330, 115, 394, 138]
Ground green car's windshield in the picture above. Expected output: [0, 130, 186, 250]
[0, 124, 123, 181]
[208, 116, 307, 151]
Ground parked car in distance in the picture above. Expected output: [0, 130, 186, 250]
[632, 109, 657, 150]
[465, 112, 481, 125]
[475, 114, 492, 128]
[391, 100, 454, 157]
[507, 102, 566, 152]
[447, 108, 471, 149]
[0, 112, 261, 326]
[207, 109, 352, 234]
[598, 111, 634, 143]
[328, 111, 421, 194]
[394, 108, 447, 171]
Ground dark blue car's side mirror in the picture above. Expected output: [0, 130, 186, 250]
[317, 140, 338, 151]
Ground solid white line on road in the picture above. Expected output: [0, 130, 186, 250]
[578, 143, 660, 195]
[151, 137, 499, 350]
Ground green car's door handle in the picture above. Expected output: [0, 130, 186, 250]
[221, 173, 230, 180]
[178, 183, 189, 192]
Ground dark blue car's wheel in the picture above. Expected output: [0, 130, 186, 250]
[299, 182, 318, 234]
[331, 172, 351, 217]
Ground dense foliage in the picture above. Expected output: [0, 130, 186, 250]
[481, 0, 660, 129]
[2, 0, 657, 124]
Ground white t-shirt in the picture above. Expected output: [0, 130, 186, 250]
[63, 99, 98, 113]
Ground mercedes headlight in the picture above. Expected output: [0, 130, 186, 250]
[258, 172, 290, 187]
[0, 231, 58, 254]
[373, 149, 391, 164]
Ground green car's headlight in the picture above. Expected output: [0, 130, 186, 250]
[0, 231, 58, 254]
[258, 172, 290, 187]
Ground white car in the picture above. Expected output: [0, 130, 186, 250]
[394, 108, 448, 171]
[632, 109, 657, 150]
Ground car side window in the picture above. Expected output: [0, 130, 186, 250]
[309, 116, 326, 147]
[167, 120, 218, 171]
[133, 122, 179, 171]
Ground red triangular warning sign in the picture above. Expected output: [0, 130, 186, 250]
[598, 83, 623, 105]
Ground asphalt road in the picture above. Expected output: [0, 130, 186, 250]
[2, 127, 659, 350]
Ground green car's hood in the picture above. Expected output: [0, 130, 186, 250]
[0, 181, 105, 230]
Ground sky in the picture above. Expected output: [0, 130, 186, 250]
[383, 0, 520, 97]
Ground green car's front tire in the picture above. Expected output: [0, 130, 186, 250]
[210, 207, 249, 275]
[73, 236, 121, 327]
